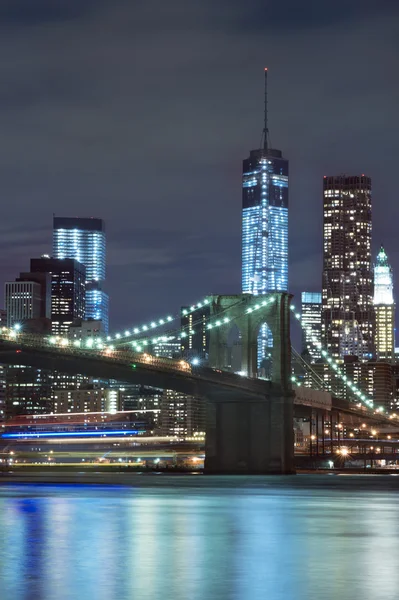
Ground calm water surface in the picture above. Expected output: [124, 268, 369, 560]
[1, 475, 399, 600]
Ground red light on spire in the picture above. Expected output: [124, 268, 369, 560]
[264, 67, 268, 71]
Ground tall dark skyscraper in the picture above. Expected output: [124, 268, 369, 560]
[181, 305, 210, 362]
[53, 217, 109, 332]
[322, 175, 374, 360]
[29, 257, 86, 336]
[241, 69, 289, 371]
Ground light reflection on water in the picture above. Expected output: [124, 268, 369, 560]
[0, 475, 399, 600]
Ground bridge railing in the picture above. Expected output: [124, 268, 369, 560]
[0, 331, 267, 395]
[0, 331, 193, 374]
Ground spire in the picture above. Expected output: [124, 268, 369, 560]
[377, 244, 389, 267]
[263, 68, 268, 152]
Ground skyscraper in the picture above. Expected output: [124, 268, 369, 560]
[301, 292, 322, 362]
[374, 245, 395, 362]
[241, 69, 289, 371]
[5, 281, 43, 327]
[53, 217, 109, 332]
[181, 305, 210, 362]
[322, 175, 374, 360]
[29, 257, 86, 336]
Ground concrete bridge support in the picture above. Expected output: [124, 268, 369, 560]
[204, 386, 295, 474]
[205, 292, 294, 474]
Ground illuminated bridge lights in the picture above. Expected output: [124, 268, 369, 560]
[291, 307, 376, 411]
[107, 297, 211, 343]
[246, 296, 275, 315]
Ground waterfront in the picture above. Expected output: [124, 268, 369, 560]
[1, 475, 399, 600]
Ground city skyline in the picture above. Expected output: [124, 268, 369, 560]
[0, 2, 397, 334]
[2, 5, 399, 595]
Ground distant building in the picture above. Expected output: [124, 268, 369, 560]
[344, 358, 393, 411]
[29, 256, 86, 336]
[5, 281, 42, 327]
[311, 357, 394, 411]
[160, 390, 206, 437]
[69, 319, 105, 341]
[322, 175, 374, 360]
[301, 292, 322, 362]
[16, 271, 51, 320]
[53, 217, 109, 332]
[5, 365, 53, 417]
[181, 305, 210, 362]
[119, 384, 162, 430]
[53, 387, 122, 414]
[374, 246, 395, 363]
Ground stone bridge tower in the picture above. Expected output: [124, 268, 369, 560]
[208, 292, 292, 385]
[205, 292, 294, 474]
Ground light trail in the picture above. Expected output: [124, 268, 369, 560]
[1, 430, 142, 439]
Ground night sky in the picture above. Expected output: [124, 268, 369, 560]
[0, 0, 398, 334]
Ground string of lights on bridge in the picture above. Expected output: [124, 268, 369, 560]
[289, 303, 376, 410]
[5, 296, 276, 373]
[118, 296, 277, 354]
[105, 297, 213, 343]
[23, 298, 257, 355]
[290, 303, 399, 422]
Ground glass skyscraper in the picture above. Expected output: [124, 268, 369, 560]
[242, 71, 289, 374]
[242, 149, 289, 294]
[53, 217, 109, 333]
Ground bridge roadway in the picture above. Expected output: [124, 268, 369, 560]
[0, 333, 272, 402]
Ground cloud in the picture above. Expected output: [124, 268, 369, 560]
[0, 0, 101, 26]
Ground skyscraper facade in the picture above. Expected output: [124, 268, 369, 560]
[30, 257, 86, 336]
[5, 281, 42, 327]
[5, 365, 53, 417]
[322, 175, 374, 360]
[53, 217, 109, 332]
[301, 292, 322, 362]
[241, 70, 289, 372]
[374, 245, 395, 362]
[242, 150, 289, 295]
[181, 305, 210, 362]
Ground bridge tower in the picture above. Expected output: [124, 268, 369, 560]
[208, 293, 291, 383]
[205, 292, 295, 474]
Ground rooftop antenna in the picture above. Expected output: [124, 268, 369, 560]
[263, 67, 268, 152]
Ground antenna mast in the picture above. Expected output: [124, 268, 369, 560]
[263, 67, 268, 152]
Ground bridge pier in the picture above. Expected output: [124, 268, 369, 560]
[204, 387, 295, 475]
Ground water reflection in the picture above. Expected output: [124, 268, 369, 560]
[0, 477, 399, 600]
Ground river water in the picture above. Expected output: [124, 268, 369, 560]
[1, 475, 399, 600]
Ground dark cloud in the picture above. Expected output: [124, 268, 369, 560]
[232, 0, 399, 32]
[0, 0, 100, 26]
[0, 0, 397, 338]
